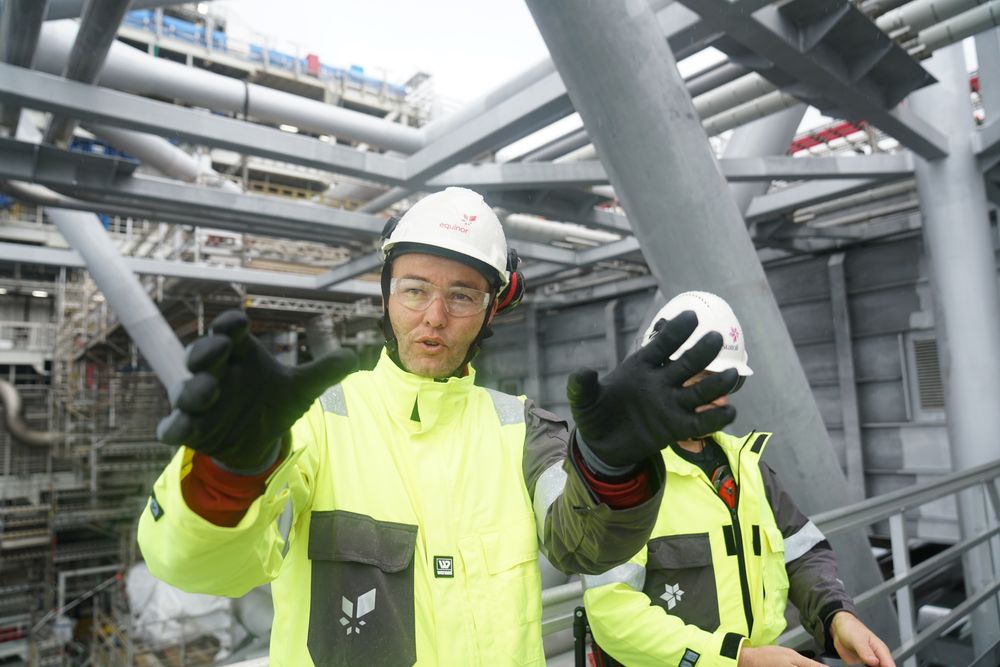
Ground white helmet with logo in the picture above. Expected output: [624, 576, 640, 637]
[641, 291, 753, 378]
[380, 187, 509, 288]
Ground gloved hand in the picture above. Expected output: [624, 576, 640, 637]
[157, 309, 358, 472]
[567, 311, 737, 469]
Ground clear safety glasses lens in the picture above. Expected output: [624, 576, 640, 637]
[390, 278, 491, 317]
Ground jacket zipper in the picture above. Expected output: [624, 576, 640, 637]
[700, 432, 755, 636]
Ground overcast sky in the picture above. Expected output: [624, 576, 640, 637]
[213, 0, 551, 108]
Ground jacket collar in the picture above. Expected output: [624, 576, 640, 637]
[372, 348, 478, 432]
[663, 431, 767, 477]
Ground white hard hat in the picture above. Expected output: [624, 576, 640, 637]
[381, 187, 509, 288]
[641, 291, 753, 377]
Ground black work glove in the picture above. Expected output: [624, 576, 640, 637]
[566, 310, 738, 469]
[156, 309, 358, 472]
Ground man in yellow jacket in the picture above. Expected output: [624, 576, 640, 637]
[138, 188, 741, 666]
[583, 291, 895, 667]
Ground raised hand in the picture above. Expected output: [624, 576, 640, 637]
[566, 311, 737, 468]
[157, 309, 357, 471]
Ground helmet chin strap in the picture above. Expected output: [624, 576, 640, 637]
[379, 260, 496, 378]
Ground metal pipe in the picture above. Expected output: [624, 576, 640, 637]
[519, 127, 588, 163]
[34, 20, 424, 153]
[793, 180, 916, 218]
[702, 91, 802, 136]
[43, 0, 132, 145]
[0, 380, 63, 447]
[45, 0, 185, 20]
[686, 61, 750, 98]
[0, 0, 51, 128]
[877, 0, 989, 34]
[861, 0, 917, 18]
[82, 122, 242, 192]
[693, 72, 778, 119]
[46, 208, 189, 396]
[502, 212, 621, 246]
[919, 0, 1000, 51]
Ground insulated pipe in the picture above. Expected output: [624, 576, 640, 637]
[861, 0, 916, 18]
[702, 91, 802, 136]
[33, 20, 424, 153]
[519, 127, 588, 163]
[919, 0, 1000, 51]
[524, 0, 898, 644]
[43, 0, 133, 145]
[0, 380, 64, 447]
[793, 180, 917, 218]
[502, 213, 621, 246]
[877, 0, 990, 34]
[45, 0, 185, 20]
[0, 0, 50, 128]
[692, 72, 779, 121]
[83, 124, 200, 182]
[686, 61, 751, 98]
[82, 122, 243, 192]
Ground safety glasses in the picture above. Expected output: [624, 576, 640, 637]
[389, 278, 491, 317]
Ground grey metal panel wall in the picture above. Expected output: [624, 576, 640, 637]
[477, 230, 958, 541]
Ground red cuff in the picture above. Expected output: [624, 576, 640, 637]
[573, 448, 654, 510]
[181, 452, 284, 527]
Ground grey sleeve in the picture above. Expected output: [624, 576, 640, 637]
[760, 461, 857, 651]
[522, 399, 666, 576]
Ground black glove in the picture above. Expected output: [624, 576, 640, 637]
[566, 310, 737, 469]
[157, 310, 358, 472]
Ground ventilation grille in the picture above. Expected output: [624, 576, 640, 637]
[913, 338, 945, 410]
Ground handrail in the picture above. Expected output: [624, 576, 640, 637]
[543, 458, 1000, 666]
[813, 459, 1000, 536]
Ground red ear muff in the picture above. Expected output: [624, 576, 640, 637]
[496, 270, 525, 314]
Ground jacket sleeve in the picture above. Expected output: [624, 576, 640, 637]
[521, 398, 667, 575]
[759, 462, 858, 650]
[583, 550, 747, 667]
[136, 398, 327, 597]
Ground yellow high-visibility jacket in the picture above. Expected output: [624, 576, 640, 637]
[138, 350, 665, 666]
[583, 431, 855, 667]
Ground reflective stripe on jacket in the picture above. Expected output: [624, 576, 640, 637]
[583, 430, 852, 667]
[138, 349, 666, 666]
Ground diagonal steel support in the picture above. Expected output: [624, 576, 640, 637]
[432, 155, 914, 190]
[676, 0, 947, 159]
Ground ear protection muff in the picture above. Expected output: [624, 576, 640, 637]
[495, 248, 525, 314]
[379, 216, 401, 249]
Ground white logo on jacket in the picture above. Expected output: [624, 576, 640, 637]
[661, 583, 684, 610]
[340, 588, 377, 634]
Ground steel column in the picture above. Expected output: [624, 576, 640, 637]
[45, 208, 188, 398]
[828, 254, 866, 503]
[525, 0, 895, 642]
[911, 42, 1000, 651]
[0, 0, 50, 128]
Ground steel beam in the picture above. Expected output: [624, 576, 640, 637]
[0, 137, 385, 241]
[45, 0, 186, 20]
[0, 63, 408, 184]
[525, 0, 895, 642]
[0, 0, 50, 128]
[676, 0, 948, 159]
[403, 71, 573, 185]
[433, 155, 913, 190]
[744, 178, 884, 222]
[0, 242, 380, 296]
[315, 253, 383, 289]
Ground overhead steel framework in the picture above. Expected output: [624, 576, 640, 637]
[3, 0, 1000, 661]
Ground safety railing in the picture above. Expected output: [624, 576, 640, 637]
[0, 320, 56, 353]
[540, 459, 1000, 667]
